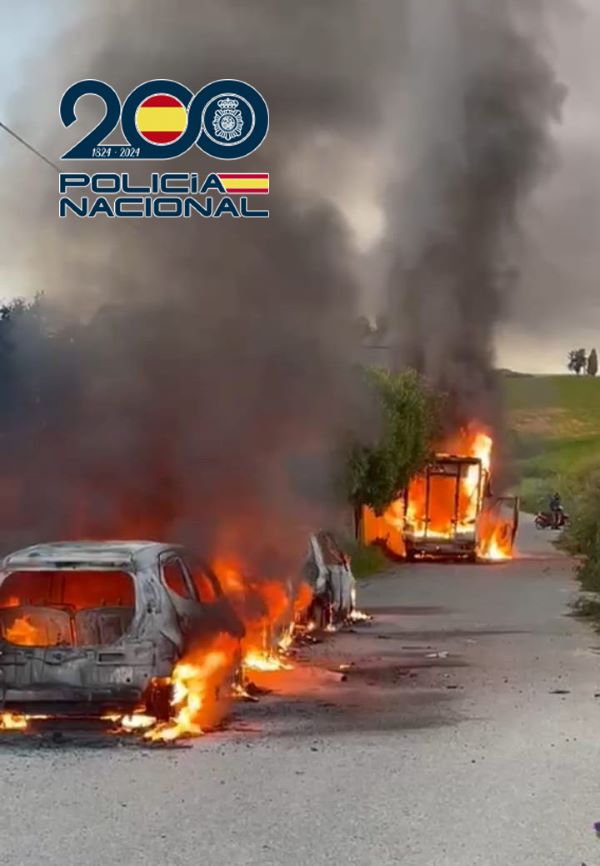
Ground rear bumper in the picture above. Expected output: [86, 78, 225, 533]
[405, 538, 476, 557]
[1, 684, 145, 716]
[0, 640, 167, 714]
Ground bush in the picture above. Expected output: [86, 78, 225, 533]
[561, 464, 600, 592]
[346, 368, 440, 514]
[344, 540, 389, 579]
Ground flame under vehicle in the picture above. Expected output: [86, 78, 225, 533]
[0, 542, 244, 718]
[361, 433, 519, 562]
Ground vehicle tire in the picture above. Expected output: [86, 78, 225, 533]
[534, 516, 545, 530]
[144, 678, 173, 721]
[405, 550, 417, 563]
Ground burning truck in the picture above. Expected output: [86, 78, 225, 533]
[360, 431, 519, 562]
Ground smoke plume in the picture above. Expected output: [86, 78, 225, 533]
[0, 0, 383, 571]
[386, 0, 565, 430]
[0, 0, 567, 558]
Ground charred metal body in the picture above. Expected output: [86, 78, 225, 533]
[403, 456, 484, 561]
[0, 541, 244, 716]
[302, 532, 355, 629]
[360, 451, 519, 563]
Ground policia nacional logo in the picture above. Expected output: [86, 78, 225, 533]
[58, 78, 270, 219]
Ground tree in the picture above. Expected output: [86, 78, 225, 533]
[346, 368, 440, 513]
[568, 348, 587, 375]
[588, 348, 598, 377]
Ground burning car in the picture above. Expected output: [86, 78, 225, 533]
[0, 541, 244, 719]
[301, 531, 355, 628]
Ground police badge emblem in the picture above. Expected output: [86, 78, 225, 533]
[211, 96, 244, 142]
[198, 80, 268, 159]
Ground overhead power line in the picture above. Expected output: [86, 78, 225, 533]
[0, 121, 59, 173]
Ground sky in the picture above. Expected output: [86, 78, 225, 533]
[495, 0, 600, 373]
[0, 0, 599, 375]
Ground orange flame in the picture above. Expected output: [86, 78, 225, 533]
[362, 425, 515, 562]
[476, 505, 514, 561]
[0, 713, 49, 730]
[5, 615, 45, 647]
[243, 649, 293, 672]
[406, 428, 493, 540]
[0, 713, 28, 730]
[214, 557, 311, 671]
[145, 633, 238, 742]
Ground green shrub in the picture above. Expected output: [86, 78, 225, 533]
[345, 540, 389, 579]
[561, 463, 600, 592]
[346, 368, 440, 514]
[570, 596, 600, 630]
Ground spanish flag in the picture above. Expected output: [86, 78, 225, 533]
[217, 173, 270, 194]
[135, 94, 188, 145]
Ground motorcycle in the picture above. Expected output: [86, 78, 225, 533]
[534, 510, 569, 530]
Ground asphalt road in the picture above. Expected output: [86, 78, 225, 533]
[2, 517, 600, 866]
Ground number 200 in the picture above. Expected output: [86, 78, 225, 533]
[60, 78, 269, 162]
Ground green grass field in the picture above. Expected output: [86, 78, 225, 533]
[505, 374, 600, 511]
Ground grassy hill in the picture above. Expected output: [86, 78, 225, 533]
[504, 374, 600, 510]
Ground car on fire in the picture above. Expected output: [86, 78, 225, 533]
[301, 531, 356, 628]
[0, 541, 244, 718]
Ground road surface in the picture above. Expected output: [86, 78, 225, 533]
[1, 517, 599, 866]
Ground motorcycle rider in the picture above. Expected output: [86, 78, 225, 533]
[549, 492, 563, 529]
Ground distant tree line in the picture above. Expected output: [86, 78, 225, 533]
[567, 348, 598, 376]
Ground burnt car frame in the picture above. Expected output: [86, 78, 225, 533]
[302, 531, 356, 629]
[0, 541, 244, 718]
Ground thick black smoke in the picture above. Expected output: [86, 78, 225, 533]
[0, 0, 384, 569]
[0, 0, 565, 556]
[386, 0, 565, 431]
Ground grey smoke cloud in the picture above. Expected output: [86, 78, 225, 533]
[386, 0, 565, 424]
[0, 0, 575, 550]
[502, 0, 600, 371]
[0, 0, 386, 568]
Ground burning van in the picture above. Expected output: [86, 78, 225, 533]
[0, 542, 244, 718]
[360, 430, 519, 562]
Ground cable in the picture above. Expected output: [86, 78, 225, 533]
[0, 121, 60, 173]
